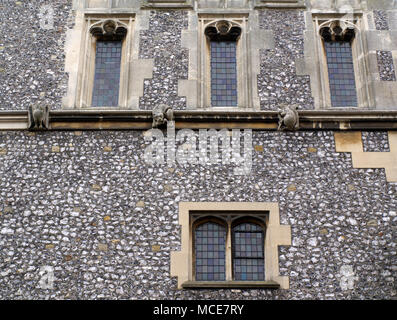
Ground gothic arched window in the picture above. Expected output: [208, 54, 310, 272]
[205, 21, 242, 107]
[320, 21, 358, 107]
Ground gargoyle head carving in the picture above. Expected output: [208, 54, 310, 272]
[278, 104, 299, 131]
[152, 104, 174, 128]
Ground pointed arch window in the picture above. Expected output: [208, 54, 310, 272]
[205, 21, 241, 107]
[90, 20, 127, 107]
[320, 22, 358, 107]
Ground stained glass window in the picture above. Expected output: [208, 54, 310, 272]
[324, 41, 358, 107]
[92, 40, 122, 107]
[232, 222, 264, 281]
[210, 41, 238, 107]
[194, 221, 226, 281]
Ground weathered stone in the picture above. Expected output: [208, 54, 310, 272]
[98, 244, 108, 252]
[91, 184, 102, 191]
[319, 228, 328, 235]
[136, 201, 145, 208]
[3, 207, 13, 214]
[51, 146, 60, 153]
[64, 255, 73, 261]
[287, 184, 297, 192]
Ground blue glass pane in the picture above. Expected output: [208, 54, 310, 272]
[195, 222, 226, 281]
[324, 41, 358, 107]
[92, 40, 122, 107]
[210, 41, 237, 107]
[233, 223, 264, 281]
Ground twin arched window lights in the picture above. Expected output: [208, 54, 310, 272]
[193, 216, 266, 281]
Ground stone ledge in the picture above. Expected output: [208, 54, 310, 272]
[1, 110, 397, 130]
[181, 280, 280, 289]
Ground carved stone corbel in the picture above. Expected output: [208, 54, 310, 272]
[277, 104, 299, 131]
[152, 104, 174, 128]
[28, 104, 50, 130]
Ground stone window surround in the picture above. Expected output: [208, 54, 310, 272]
[311, 14, 372, 110]
[170, 202, 291, 289]
[75, 15, 134, 109]
[63, 8, 154, 110]
[192, 213, 267, 282]
[179, 12, 267, 111]
[202, 15, 249, 110]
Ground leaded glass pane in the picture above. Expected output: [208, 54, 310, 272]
[92, 40, 122, 107]
[233, 222, 264, 281]
[195, 222, 226, 281]
[324, 41, 358, 107]
[210, 41, 237, 107]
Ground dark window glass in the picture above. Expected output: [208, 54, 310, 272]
[324, 41, 358, 107]
[210, 41, 238, 107]
[232, 222, 264, 281]
[92, 40, 122, 107]
[194, 222, 226, 281]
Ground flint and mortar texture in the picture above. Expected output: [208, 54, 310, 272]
[0, 0, 396, 301]
[373, 10, 390, 30]
[377, 51, 396, 82]
[139, 10, 189, 110]
[0, 0, 73, 111]
[257, 10, 314, 110]
[0, 130, 395, 299]
[362, 131, 390, 152]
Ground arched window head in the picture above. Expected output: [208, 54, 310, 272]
[204, 20, 242, 41]
[90, 19, 128, 40]
[319, 20, 355, 42]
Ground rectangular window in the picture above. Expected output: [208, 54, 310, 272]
[232, 223, 265, 281]
[324, 40, 358, 107]
[91, 40, 122, 107]
[210, 41, 238, 107]
[194, 221, 226, 281]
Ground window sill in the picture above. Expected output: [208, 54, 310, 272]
[181, 281, 280, 289]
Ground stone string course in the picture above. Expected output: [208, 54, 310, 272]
[0, 130, 395, 299]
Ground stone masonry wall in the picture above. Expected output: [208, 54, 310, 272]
[258, 10, 314, 110]
[139, 10, 189, 110]
[0, 0, 73, 111]
[0, 130, 395, 299]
